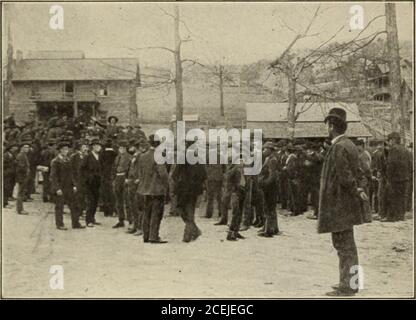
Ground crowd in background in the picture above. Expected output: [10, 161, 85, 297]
[2, 111, 414, 243]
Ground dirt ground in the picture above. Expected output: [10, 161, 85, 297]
[1, 191, 414, 298]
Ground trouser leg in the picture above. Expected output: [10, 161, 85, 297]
[331, 228, 359, 291]
[55, 194, 65, 227]
[149, 195, 165, 241]
[113, 175, 125, 222]
[206, 181, 215, 218]
[16, 180, 27, 213]
[142, 196, 152, 242]
[219, 191, 231, 224]
[43, 172, 50, 202]
[229, 188, 245, 232]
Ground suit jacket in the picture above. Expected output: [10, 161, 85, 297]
[16, 151, 30, 184]
[318, 135, 364, 234]
[50, 155, 76, 194]
[137, 148, 169, 196]
[172, 163, 207, 201]
[70, 152, 86, 188]
[101, 148, 117, 180]
[81, 151, 103, 185]
[3, 151, 16, 178]
[386, 144, 411, 183]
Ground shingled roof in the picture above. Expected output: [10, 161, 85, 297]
[12, 58, 138, 81]
[246, 102, 371, 138]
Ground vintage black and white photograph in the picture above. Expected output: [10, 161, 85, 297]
[1, 1, 414, 299]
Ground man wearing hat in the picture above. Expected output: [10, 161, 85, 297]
[137, 134, 169, 243]
[3, 142, 17, 208]
[383, 132, 411, 222]
[39, 139, 58, 202]
[100, 138, 117, 217]
[15, 141, 32, 215]
[50, 141, 85, 230]
[105, 115, 120, 139]
[258, 141, 279, 237]
[70, 140, 90, 216]
[319, 107, 368, 296]
[81, 139, 103, 227]
[112, 140, 132, 228]
[304, 142, 324, 220]
[125, 140, 145, 235]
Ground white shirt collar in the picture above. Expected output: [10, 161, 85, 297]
[92, 151, 99, 160]
[331, 134, 345, 145]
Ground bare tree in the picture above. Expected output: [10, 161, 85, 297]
[270, 5, 385, 139]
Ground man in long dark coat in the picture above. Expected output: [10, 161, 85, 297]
[383, 132, 412, 222]
[81, 139, 103, 227]
[318, 108, 368, 296]
[172, 147, 207, 242]
[50, 141, 85, 230]
[15, 141, 31, 215]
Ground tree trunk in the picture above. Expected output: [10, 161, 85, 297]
[287, 74, 297, 140]
[4, 13, 13, 116]
[386, 3, 405, 142]
[174, 5, 183, 123]
[219, 65, 224, 116]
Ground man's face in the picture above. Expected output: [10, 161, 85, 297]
[81, 145, 88, 153]
[11, 146, 18, 154]
[21, 145, 30, 153]
[263, 147, 272, 157]
[327, 122, 335, 139]
[119, 146, 126, 154]
[60, 146, 69, 156]
[93, 144, 102, 153]
[128, 146, 136, 154]
[110, 119, 116, 125]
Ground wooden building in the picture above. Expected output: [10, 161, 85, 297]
[9, 51, 139, 124]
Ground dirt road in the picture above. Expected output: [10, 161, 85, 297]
[2, 193, 413, 298]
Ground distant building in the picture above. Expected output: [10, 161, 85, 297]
[246, 102, 371, 139]
[10, 51, 139, 124]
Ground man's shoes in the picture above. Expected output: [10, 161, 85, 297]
[380, 218, 394, 222]
[126, 228, 137, 234]
[214, 221, 227, 226]
[150, 239, 168, 244]
[93, 221, 102, 225]
[8, 197, 16, 201]
[325, 288, 358, 297]
[25, 198, 34, 202]
[133, 230, 143, 236]
[73, 224, 86, 229]
[255, 222, 264, 228]
[57, 226, 68, 230]
[307, 213, 318, 220]
[87, 223, 95, 228]
[112, 221, 125, 228]
[226, 232, 238, 241]
[258, 232, 273, 238]
[192, 229, 202, 240]
[17, 211, 29, 215]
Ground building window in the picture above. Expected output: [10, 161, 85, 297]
[98, 85, 109, 96]
[30, 83, 39, 97]
[64, 82, 74, 96]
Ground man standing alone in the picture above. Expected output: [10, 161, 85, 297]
[319, 108, 368, 296]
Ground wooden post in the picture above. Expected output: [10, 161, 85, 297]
[73, 100, 78, 117]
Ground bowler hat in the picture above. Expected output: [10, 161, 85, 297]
[387, 132, 401, 141]
[90, 138, 102, 146]
[20, 141, 31, 148]
[108, 116, 119, 123]
[118, 140, 128, 148]
[324, 108, 347, 124]
[57, 141, 71, 150]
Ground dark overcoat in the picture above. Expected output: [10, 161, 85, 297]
[318, 135, 364, 234]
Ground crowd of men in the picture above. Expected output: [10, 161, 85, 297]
[3, 110, 413, 245]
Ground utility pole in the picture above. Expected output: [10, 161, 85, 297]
[174, 5, 183, 122]
[4, 7, 13, 116]
[385, 3, 405, 142]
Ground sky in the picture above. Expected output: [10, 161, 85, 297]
[2, 2, 414, 69]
